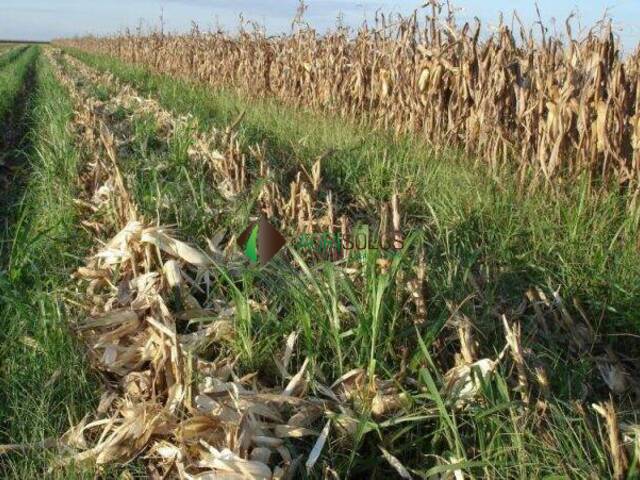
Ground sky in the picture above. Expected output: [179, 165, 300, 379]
[1, 0, 639, 50]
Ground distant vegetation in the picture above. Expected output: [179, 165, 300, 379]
[0, 40, 49, 44]
[60, 3, 640, 198]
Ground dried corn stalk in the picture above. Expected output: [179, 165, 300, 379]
[56, 8, 640, 195]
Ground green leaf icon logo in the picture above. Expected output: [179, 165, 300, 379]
[238, 215, 286, 265]
[244, 224, 259, 262]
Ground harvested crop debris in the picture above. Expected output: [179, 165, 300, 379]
[41, 50, 411, 478]
[2, 48, 633, 479]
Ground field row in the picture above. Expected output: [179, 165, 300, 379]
[0, 45, 638, 478]
[0, 46, 103, 478]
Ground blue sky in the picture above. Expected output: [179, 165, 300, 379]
[1, 0, 639, 49]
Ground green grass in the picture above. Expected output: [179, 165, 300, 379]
[0, 45, 28, 72]
[50, 49, 640, 478]
[0, 50, 104, 479]
[0, 46, 34, 126]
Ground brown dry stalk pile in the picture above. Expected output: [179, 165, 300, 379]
[58, 2, 640, 190]
[39, 50, 414, 478]
[5, 49, 629, 478]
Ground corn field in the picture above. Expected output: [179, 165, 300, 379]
[58, 4, 640, 188]
[1, 24, 640, 479]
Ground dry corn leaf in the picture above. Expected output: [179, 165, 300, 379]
[306, 420, 331, 472]
[141, 228, 214, 267]
[379, 446, 413, 479]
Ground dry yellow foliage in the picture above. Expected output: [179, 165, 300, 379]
[57, 3, 640, 189]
